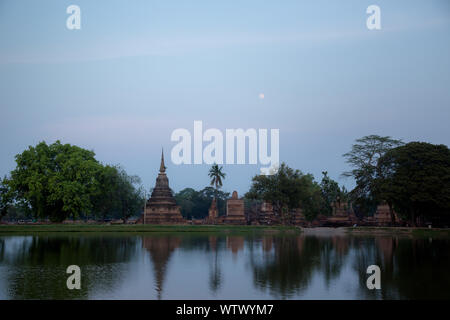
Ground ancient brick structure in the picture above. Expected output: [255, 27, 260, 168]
[247, 203, 307, 226]
[291, 208, 307, 226]
[204, 198, 218, 224]
[324, 201, 358, 226]
[142, 151, 185, 224]
[223, 191, 247, 225]
[332, 200, 348, 217]
[258, 201, 280, 225]
[373, 202, 392, 226]
[373, 201, 401, 226]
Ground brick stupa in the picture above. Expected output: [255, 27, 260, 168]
[224, 191, 246, 225]
[143, 150, 185, 224]
[205, 198, 218, 224]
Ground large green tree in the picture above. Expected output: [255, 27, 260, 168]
[5, 141, 144, 222]
[246, 163, 322, 221]
[375, 142, 450, 226]
[342, 135, 403, 217]
[8, 141, 104, 222]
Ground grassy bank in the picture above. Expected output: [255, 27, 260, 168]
[2, 224, 448, 237]
[0, 224, 299, 234]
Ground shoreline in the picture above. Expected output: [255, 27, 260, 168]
[0, 224, 299, 234]
[346, 226, 450, 237]
[0, 224, 449, 237]
[298, 226, 450, 237]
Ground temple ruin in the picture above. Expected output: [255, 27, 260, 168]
[204, 198, 219, 224]
[223, 191, 246, 225]
[141, 150, 185, 224]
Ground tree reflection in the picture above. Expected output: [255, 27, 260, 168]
[353, 236, 450, 299]
[1, 233, 449, 299]
[248, 235, 353, 298]
[320, 236, 349, 287]
[0, 235, 138, 299]
[208, 236, 222, 294]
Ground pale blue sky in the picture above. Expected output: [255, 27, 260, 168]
[1, 0, 450, 195]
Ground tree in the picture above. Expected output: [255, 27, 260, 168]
[0, 176, 12, 221]
[174, 188, 197, 219]
[299, 176, 323, 221]
[90, 165, 145, 222]
[91, 165, 121, 220]
[342, 135, 403, 217]
[115, 167, 145, 223]
[375, 142, 450, 227]
[3, 141, 145, 223]
[199, 187, 229, 216]
[208, 164, 226, 200]
[174, 187, 229, 219]
[320, 171, 344, 216]
[8, 141, 104, 222]
[246, 163, 322, 221]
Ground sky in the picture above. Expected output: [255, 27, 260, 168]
[1, 0, 450, 195]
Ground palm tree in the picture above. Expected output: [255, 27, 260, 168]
[208, 164, 226, 201]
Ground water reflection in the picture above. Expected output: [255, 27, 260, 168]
[0, 233, 449, 299]
[208, 236, 221, 295]
[0, 235, 138, 299]
[142, 236, 181, 300]
[249, 236, 352, 299]
[353, 237, 450, 299]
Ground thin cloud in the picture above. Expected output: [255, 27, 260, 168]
[2, 17, 448, 65]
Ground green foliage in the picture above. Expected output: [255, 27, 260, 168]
[299, 176, 323, 221]
[91, 165, 121, 220]
[245, 163, 322, 221]
[183, 163, 227, 220]
[175, 187, 229, 219]
[8, 141, 103, 222]
[5, 141, 144, 222]
[342, 135, 403, 217]
[375, 142, 450, 226]
[0, 176, 12, 220]
[319, 171, 341, 216]
[208, 164, 226, 196]
[114, 167, 145, 222]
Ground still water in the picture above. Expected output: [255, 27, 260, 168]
[0, 233, 449, 300]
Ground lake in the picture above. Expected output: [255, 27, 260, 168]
[0, 233, 449, 299]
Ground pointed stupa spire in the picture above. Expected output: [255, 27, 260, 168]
[159, 148, 166, 173]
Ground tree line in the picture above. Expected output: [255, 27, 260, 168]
[246, 165, 348, 221]
[246, 135, 450, 227]
[1, 136, 449, 227]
